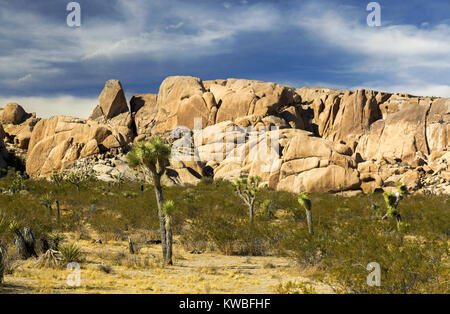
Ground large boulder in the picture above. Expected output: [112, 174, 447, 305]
[1, 103, 30, 125]
[151, 76, 303, 136]
[3, 116, 40, 149]
[152, 76, 214, 134]
[171, 119, 360, 193]
[130, 94, 158, 139]
[209, 79, 298, 123]
[356, 98, 434, 164]
[296, 88, 392, 146]
[26, 116, 131, 177]
[426, 98, 450, 154]
[89, 80, 129, 120]
[0, 137, 8, 170]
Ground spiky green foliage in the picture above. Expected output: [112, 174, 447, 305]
[383, 191, 403, 229]
[10, 171, 25, 193]
[64, 171, 85, 192]
[51, 171, 64, 187]
[60, 243, 81, 263]
[40, 193, 55, 214]
[127, 137, 171, 177]
[396, 182, 408, 197]
[297, 192, 311, 211]
[162, 200, 176, 217]
[48, 233, 66, 251]
[383, 192, 398, 211]
[298, 192, 313, 234]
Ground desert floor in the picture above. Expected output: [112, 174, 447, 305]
[1, 236, 332, 294]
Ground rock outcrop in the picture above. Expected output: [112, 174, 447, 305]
[131, 94, 158, 140]
[1, 103, 30, 125]
[2, 75, 448, 194]
[89, 80, 129, 120]
[26, 80, 134, 177]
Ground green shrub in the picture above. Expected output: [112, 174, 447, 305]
[60, 243, 81, 263]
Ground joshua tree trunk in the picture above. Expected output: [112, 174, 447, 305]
[0, 246, 4, 285]
[15, 231, 29, 259]
[152, 172, 168, 263]
[305, 209, 314, 235]
[249, 203, 254, 223]
[56, 200, 61, 224]
[128, 238, 135, 255]
[165, 216, 173, 265]
[23, 227, 38, 258]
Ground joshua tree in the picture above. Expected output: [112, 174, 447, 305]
[260, 199, 274, 217]
[298, 192, 313, 235]
[65, 171, 85, 192]
[51, 171, 64, 187]
[10, 171, 25, 193]
[126, 137, 172, 264]
[382, 192, 402, 224]
[382, 182, 407, 228]
[40, 193, 55, 215]
[162, 200, 175, 265]
[232, 176, 261, 223]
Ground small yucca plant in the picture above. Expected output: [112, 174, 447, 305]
[298, 192, 313, 234]
[382, 191, 403, 230]
[60, 243, 81, 263]
[48, 233, 66, 251]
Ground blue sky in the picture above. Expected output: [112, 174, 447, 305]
[1, 0, 450, 118]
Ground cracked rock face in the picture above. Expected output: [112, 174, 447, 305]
[2, 76, 449, 194]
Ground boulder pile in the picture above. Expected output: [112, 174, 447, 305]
[0, 76, 448, 194]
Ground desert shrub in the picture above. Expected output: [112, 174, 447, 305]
[60, 243, 81, 263]
[9, 171, 25, 193]
[124, 255, 154, 269]
[276, 281, 317, 294]
[280, 193, 450, 294]
[47, 233, 66, 251]
[180, 207, 282, 256]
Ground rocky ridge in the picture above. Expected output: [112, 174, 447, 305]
[0, 76, 448, 195]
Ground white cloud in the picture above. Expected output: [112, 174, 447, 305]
[0, 0, 283, 86]
[0, 96, 97, 119]
[292, 2, 450, 97]
[17, 74, 32, 83]
[79, 1, 281, 60]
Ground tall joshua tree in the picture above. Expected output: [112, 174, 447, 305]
[127, 137, 172, 264]
[298, 192, 313, 235]
[233, 176, 261, 223]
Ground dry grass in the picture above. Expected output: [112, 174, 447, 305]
[0, 234, 332, 294]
